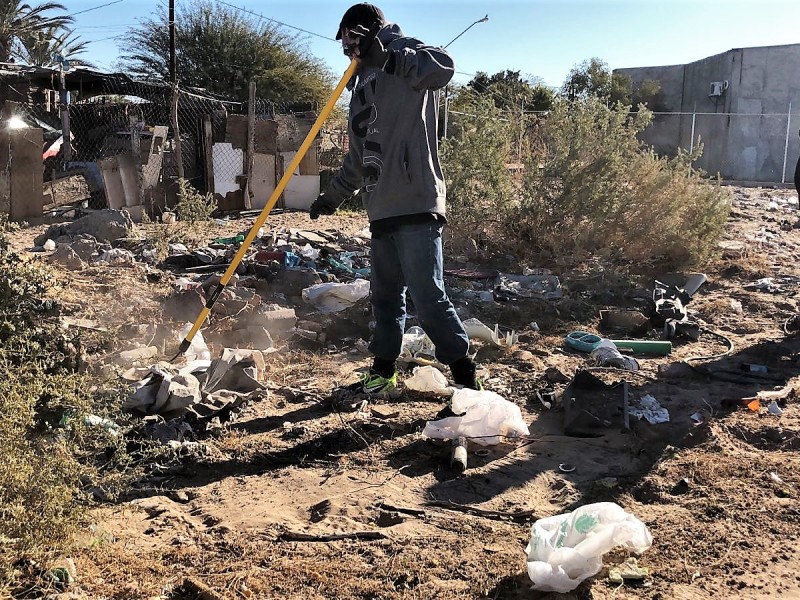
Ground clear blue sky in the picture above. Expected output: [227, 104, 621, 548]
[70, 0, 800, 89]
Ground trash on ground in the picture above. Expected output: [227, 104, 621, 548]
[608, 557, 650, 584]
[589, 339, 639, 371]
[653, 273, 706, 340]
[536, 388, 555, 409]
[302, 279, 370, 312]
[423, 388, 530, 446]
[400, 326, 437, 363]
[124, 348, 265, 423]
[566, 331, 671, 355]
[404, 366, 451, 394]
[690, 411, 705, 423]
[496, 272, 562, 301]
[179, 323, 211, 361]
[526, 502, 652, 593]
[628, 394, 670, 424]
[767, 400, 784, 416]
[769, 472, 784, 484]
[462, 318, 518, 347]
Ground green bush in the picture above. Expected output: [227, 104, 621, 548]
[175, 178, 216, 224]
[441, 95, 517, 237]
[442, 96, 731, 268]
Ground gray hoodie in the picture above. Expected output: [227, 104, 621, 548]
[327, 24, 455, 223]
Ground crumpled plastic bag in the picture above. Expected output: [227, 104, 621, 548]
[589, 339, 639, 371]
[404, 366, 451, 393]
[422, 388, 530, 446]
[526, 502, 653, 593]
[179, 323, 211, 361]
[400, 326, 437, 360]
[302, 279, 370, 312]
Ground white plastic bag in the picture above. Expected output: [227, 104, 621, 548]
[301, 280, 370, 312]
[422, 388, 530, 446]
[179, 323, 211, 361]
[400, 326, 436, 360]
[526, 502, 653, 593]
[404, 366, 451, 393]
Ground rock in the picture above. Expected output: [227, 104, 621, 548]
[116, 346, 159, 365]
[250, 305, 297, 339]
[70, 236, 98, 261]
[48, 244, 85, 270]
[213, 288, 261, 317]
[370, 404, 400, 420]
[294, 328, 318, 341]
[35, 209, 134, 246]
[297, 319, 324, 333]
[513, 350, 535, 361]
[545, 366, 570, 383]
[43, 239, 56, 251]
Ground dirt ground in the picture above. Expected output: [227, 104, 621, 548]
[7, 185, 800, 599]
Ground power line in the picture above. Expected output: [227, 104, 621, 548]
[68, 0, 124, 18]
[215, 0, 335, 42]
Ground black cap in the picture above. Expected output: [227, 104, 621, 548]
[336, 3, 385, 40]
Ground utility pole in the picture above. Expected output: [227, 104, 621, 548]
[169, 0, 176, 86]
[168, 0, 183, 180]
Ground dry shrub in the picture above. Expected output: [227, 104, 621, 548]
[442, 97, 732, 270]
[0, 220, 132, 585]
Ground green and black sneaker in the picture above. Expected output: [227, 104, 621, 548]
[347, 369, 399, 397]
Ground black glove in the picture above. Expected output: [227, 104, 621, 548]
[309, 193, 338, 220]
[349, 23, 388, 70]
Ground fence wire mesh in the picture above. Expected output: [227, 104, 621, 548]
[3, 72, 334, 215]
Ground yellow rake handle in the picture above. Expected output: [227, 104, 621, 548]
[175, 59, 358, 357]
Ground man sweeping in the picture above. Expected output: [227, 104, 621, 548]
[310, 3, 481, 407]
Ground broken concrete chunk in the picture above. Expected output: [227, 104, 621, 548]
[97, 248, 136, 264]
[116, 346, 159, 365]
[35, 209, 134, 245]
[294, 328, 318, 341]
[70, 236, 99, 261]
[213, 288, 261, 316]
[232, 326, 274, 351]
[296, 320, 324, 333]
[48, 244, 85, 270]
[251, 306, 297, 339]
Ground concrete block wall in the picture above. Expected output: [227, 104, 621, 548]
[615, 43, 800, 183]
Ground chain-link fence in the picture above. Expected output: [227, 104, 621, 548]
[2, 68, 332, 219]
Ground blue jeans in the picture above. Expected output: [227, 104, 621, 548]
[369, 221, 470, 366]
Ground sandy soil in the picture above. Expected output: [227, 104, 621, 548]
[7, 186, 800, 599]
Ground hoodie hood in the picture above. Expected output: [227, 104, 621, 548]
[377, 22, 403, 44]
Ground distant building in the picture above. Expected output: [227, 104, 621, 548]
[615, 43, 800, 184]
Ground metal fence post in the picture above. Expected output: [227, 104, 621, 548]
[171, 82, 184, 181]
[244, 81, 256, 210]
[689, 105, 696, 154]
[782, 102, 792, 184]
